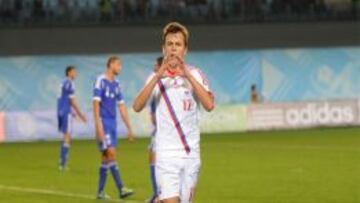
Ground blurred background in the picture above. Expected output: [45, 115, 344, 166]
[0, 0, 358, 26]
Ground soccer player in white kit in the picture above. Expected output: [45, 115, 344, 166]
[133, 22, 215, 203]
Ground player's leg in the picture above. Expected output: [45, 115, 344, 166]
[96, 151, 109, 199]
[58, 114, 71, 170]
[156, 157, 183, 203]
[161, 197, 180, 203]
[106, 128, 134, 199]
[96, 124, 113, 199]
[179, 158, 201, 203]
[148, 139, 158, 203]
[96, 141, 120, 199]
[106, 147, 124, 191]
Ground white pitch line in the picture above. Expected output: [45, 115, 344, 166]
[0, 184, 143, 203]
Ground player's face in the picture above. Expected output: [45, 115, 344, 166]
[110, 60, 122, 75]
[69, 69, 77, 80]
[162, 32, 187, 60]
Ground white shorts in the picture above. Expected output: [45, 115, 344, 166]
[156, 156, 201, 203]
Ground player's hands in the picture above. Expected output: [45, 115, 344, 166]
[158, 54, 185, 78]
[128, 134, 134, 142]
[155, 54, 181, 78]
[174, 55, 190, 78]
[95, 123, 106, 143]
[79, 113, 87, 123]
[98, 140, 109, 152]
[155, 57, 169, 79]
[127, 129, 135, 142]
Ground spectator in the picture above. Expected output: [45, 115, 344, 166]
[14, 0, 23, 22]
[208, 0, 222, 20]
[99, 0, 113, 22]
[85, 0, 99, 22]
[250, 84, 261, 104]
[72, 0, 89, 22]
[114, 0, 126, 21]
[194, 0, 209, 18]
[353, 0, 359, 18]
[22, 0, 33, 24]
[0, 0, 15, 23]
[125, 0, 137, 18]
[33, 0, 45, 21]
[314, 0, 327, 16]
[0, 0, 356, 26]
[148, 0, 160, 17]
[43, 0, 57, 22]
[56, 0, 67, 20]
[137, 0, 148, 18]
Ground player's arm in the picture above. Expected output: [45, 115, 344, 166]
[187, 74, 214, 111]
[171, 56, 214, 111]
[93, 100, 105, 142]
[180, 59, 214, 112]
[70, 97, 87, 122]
[93, 79, 107, 150]
[133, 61, 168, 112]
[67, 81, 86, 122]
[132, 76, 158, 112]
[118, 103, 134, 142]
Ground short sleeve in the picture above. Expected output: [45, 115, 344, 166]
[63, 80, 75, 98]
[93, 77, 103, 101]
[190, 68, 211, 92]
[68, 81, 75, 98]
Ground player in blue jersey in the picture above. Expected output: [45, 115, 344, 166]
[57, 65, 87, 171]
[147, 56, 163, 203]
[93, 56, 135, 199]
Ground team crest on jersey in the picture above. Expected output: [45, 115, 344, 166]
[105, 86, 115, 98]
[173, 78, 182, 88]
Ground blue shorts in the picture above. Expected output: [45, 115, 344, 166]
[100, 118, 118, 149]
[58, 114, 72, 134]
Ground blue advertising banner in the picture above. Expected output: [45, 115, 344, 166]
[0, 47, 359, 141]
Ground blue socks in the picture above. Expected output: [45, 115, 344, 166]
[59, 142, 69, 168]
[97, 161, 125, 196]
[97, 162, 108, 195]
[150, 164, 158, 201]
[109, 161, 124, 191]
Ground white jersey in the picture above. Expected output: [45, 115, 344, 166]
[146, 65, 211, 159]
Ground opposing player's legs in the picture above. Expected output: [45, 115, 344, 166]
[148, 137, 158, 203]
[58, 114, 72, 170]
[96, 123, 133, 199]
[97, 152, 108, 199]
[97, 147, 123, 198]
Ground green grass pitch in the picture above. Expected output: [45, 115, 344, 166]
[0, 128, 359, 203]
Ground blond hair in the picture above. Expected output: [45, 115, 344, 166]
[162, 22, 189, 46]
